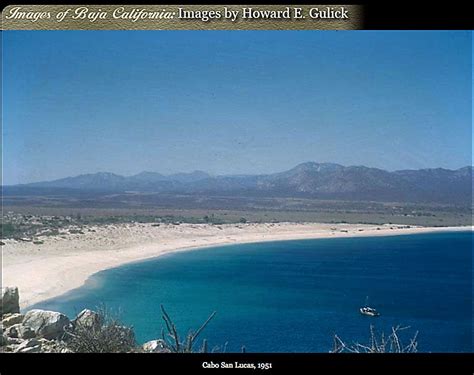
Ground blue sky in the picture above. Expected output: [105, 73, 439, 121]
[3, 31, 472, 184]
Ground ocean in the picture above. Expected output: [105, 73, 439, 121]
[31, 232, 473, 352]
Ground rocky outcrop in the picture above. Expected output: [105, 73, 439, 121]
[1, 287, 169, 354]
[1, 287, 20, 315]
[22, 309, 71, 340]
[13, 338, 42, 353]
[19, 325, 36, 339]
[3, 323, 36, 340]
[38, 338, 71, 353]
[2, 313, 24, 328]
[0, 288, 76, 353]
[142, 339, 170, 353]
[73, 309, 103, 331]
[4, 324, 21, 338]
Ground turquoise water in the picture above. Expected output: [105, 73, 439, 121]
[31, 232, 473, 352]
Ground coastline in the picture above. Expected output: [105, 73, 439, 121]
[2, 222, 471, 309]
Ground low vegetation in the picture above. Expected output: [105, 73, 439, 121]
[65, 308, 419, 353]
[2, 197, 470, 241]
[331, 325, 419, 353]
[159, 305, 217, 353]
[65, 307, 136, 353]
[61, 305, 223, 353]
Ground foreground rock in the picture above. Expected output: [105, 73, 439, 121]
[74, 309, 103, 331]
[4, 324, 21, 338]
[142, 339, 170, 353]
[19, 325, 36, 339]
[13, 338, 42, 353]
[1, 287, 169, 353]
[2, 313, 24, 328]
[22, 309, 71, 340]
[0, 287, 74, 353]
[1, 287, 20, 315]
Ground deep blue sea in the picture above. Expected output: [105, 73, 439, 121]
[30, 232, 473, 353]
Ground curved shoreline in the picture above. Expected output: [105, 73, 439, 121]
[2, 222, 472, 309]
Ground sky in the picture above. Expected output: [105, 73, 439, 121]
[3, 30, 472, 184]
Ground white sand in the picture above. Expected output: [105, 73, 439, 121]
[1, 222, 471, 308]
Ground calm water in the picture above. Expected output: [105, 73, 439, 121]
[31, 232, 473, 352]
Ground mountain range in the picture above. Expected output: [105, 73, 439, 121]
[7, 162, 473, 205]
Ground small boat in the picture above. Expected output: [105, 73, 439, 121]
[359, 306, 380, 317]
[359, 296, 380, 317]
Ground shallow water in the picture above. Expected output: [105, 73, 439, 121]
[32, 232, 473, 352]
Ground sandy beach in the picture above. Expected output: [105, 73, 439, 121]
[2, 222, 471, 309]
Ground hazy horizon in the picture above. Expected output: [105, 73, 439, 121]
[4, 31, 472, 185]
[6, 160, 474, 186]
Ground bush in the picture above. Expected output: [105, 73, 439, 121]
[65, 307, 136, 353]
[1, 223, 17, 239]
[332, 325, 418, 353]
[159, 305, 216, 353]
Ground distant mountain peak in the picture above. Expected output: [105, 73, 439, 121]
[93, 171, 123, 178]
[132, 171, 163, 177]
[76, 171, 121, 177]
[10, 163, 472, 205]
[291, 162, 343, 173]
[170, 170, 210, 177]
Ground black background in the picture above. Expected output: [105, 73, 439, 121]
[1, 1, 472, 374]
[2, 2, 473, 29]
[364, 3, 473, 29]
[0, 353, 473, 374]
